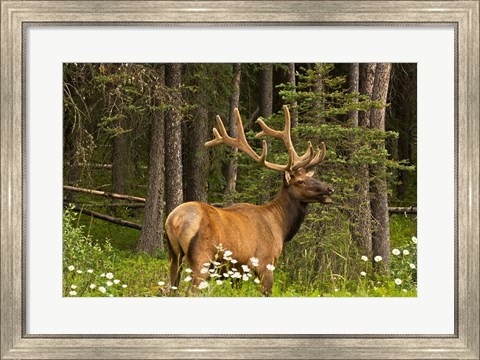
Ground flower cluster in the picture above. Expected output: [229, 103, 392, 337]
[357, 236, 417, 295]
[65, 266, 127, 297]
[158, 245, 272, 295]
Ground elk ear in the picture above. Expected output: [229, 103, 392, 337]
[284, 171, 292, 185]
[306, 170, 315, 177]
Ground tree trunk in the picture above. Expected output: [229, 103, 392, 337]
[65, 129, 82, 203]
[287, 63, 298, 128]
[358, 63, 377, 127]
[370, 63, 392, 272]
[259, 64, 273, 118]
[348, 63, 360, 126]
[111, 116, 126, 194]
[225, 63, 242, 196]
[165, 64, 184, 216]
[138, 66, 166, 255]
[350, 63, 373, 256]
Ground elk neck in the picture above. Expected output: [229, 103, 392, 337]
[265, 185, 308, 243]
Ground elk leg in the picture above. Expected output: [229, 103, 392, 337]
[261, 271, 274, 296]
[169, 251, 184, 288]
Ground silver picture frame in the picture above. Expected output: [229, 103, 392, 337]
[1, 1, 479, 358]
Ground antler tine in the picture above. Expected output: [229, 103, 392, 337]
[304, 141, 327, 170]
[205, 108, 291, 172]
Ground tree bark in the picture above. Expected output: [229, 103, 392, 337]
[225, 63, 242, 196]
[287, 63, 298, 128]
[348, 63, 360, 126]
[111, 116, 126, 194]
[182, 65, 209, 203]
[350, 63, 373, 256]
[165, 64, 184, 216]
[138, 65, 166, 254]
[370, 63, 392, 272]
[259, 64, 273, 118]
[358, 63, 377, 127]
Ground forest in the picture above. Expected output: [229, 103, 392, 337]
[63, 63, 417, 297]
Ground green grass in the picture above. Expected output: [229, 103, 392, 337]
[64, 207, 417, 298]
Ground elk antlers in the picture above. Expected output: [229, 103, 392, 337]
[205, 105, 325, 172]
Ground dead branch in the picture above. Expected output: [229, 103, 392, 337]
[63, 185, 146, 203]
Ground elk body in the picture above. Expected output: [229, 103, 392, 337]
[165, 106, 334, 295]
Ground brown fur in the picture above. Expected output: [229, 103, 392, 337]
[165, 168, 333, 295]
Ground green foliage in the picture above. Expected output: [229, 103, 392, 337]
[63, 206, 128, 297]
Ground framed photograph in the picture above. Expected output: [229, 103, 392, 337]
[1, 1, 478, 358]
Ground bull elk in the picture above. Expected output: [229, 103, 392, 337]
[165, 105, 334, 295]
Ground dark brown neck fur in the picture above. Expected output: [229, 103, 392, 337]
[266, 185, 307, 243]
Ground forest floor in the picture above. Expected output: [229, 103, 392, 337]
[63, 206, 417, 298]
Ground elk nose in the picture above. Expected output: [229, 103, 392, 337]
[327, 186, 334, 194]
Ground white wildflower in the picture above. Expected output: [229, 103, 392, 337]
[158, 281, 165, 286]
[100, 273, 105, 277]
[68, 265, 75, 271]
[361, 256, 368, 262]
[394, 278, 402, 285]
[71, 284, 77, 289]
[410, 263, 416, 269]
[242, 274, 249, 281]
[200, 267, 209, 274]
[185, 268, 193, 273]
[412, 236, 417, 244]
[223, 273, 229, 278]
[76, 270, 83, 274]
[250, 257, 259, 267]
[266, 264, 275, 271]
[230, 259, 238, 264]
[360, 271, 366, 276]
[392, 248, 401, 256]
[89, 284, 96, 289]
[69, 290, 77, 296]
[105, 272, 114, 279]
[184, 276, 192, 282]
[212, 261, 221, 266]
[87, 269, 94, 273]
[403, 249, 410, 255]
[374, 256, 382, 262]
[122, 284, 127, 288]
[171, 286, 177, 290]
[216, 280, 223, 285]
[113, 279, 120, 284]
[203, 262, 210, 267]
[231, 272, 242, 279]
[98, 286, 106, 294]
[254, 278, 261, 284]
[106, 281, 113, 287]
[198, 281, 209, 289]
[241, 264, 250, 272]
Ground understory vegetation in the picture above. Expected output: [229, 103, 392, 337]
[64, 206, 416, 297]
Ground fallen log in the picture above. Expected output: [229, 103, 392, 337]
[67, 204, 142, 230]
[63, 185, 146, 203]
[388, 206, 417, 214]
[70, 202, 145, 208]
